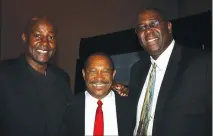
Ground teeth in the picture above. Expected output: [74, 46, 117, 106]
[37, 50, 47, 54]
[93, 84, 105, 87]
[147, 38, 157, 42]
[96, 84, 104, 87]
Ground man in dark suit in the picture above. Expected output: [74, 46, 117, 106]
[63, 52, 136, 136]
[0, 17, 73, 136]
[129, 8, 212, 136]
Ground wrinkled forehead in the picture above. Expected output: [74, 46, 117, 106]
[138, 10, 163, 24]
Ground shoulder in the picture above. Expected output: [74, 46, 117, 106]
[49, 64, 69, 76]
[114, 91, 137, 116]
[131, 51, 149, 69]
[71, 92, 85, 104]
[49, 64, 70, 83]
[0, 58, 18, 70]
[0, 58, 19, 79]
[114, 91, 134, 105]
[73, 92, 85, 99]
[180, 46, 211, 64]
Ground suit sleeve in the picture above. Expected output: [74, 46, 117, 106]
[0, 66, 7, 134]
[205, 53, 212, 111]
[0, 74, 3, 133]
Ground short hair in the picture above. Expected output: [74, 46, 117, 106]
[83, 52, 115, 70]
[139, 8, 169, 22]
[24, 16, 57, 36]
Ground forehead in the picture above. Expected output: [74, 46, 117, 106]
[87, 55, 111, 68]
[31, 19, 55, 33]
[138, 10, 162, 23]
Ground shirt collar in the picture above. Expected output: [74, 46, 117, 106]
[85, 90, 113, 104]
[150, 40, 175, 70]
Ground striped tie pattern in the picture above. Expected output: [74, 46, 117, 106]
[136, 63, 157, 136]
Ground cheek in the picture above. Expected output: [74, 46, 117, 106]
[28, 45, 36, 53]
[138, 33, 146, 46]
[138, 31, 144, 38]
[49, 41, 56, 48]
[85, 75, 93, 83]
[141, 33, 146, 42]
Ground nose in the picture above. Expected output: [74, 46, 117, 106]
[95, 72, 104, 80]
[41, 37, 48, 46]
[144, 26, 153, 35]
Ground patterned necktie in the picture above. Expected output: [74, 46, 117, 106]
[93, 100, 104, 136]
[137, 63, 157, 136]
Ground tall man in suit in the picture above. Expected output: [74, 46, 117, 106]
[0, 17, 73, 136]
[129, 8, 212, 136]
[63, 52, 135, 136]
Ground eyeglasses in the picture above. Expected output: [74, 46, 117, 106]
[135, 20, 164, 33]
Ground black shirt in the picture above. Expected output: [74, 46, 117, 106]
[0, 55, 73, 136]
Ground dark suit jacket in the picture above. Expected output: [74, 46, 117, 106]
[129, 43, 212, 136]
[63, 91, 136, 136]
[0, 55, 73, 136]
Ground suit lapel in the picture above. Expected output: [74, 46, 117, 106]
[152, 44, 182, 135]
[74, 93, 85, 136]
[135, 54, 151, 102]
[114, 92, 122, 135]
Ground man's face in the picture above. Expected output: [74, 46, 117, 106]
[82, 55, 116, 99]
[135, 10, 172, 58]
[23, 19, 56, 64]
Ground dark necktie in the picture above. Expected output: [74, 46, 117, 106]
[93, 100, 104, 136]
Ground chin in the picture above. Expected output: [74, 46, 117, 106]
[34, 58, 49, 65]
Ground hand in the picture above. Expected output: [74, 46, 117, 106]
[111, 82, 129, 97]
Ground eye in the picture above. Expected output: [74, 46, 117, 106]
[48, 36, 55, 40]
[103, 71, 109, 74]
[33, 34, 41, 38]
[138, 25, 146, 31]
[149, 20, 159, 28]
[87, 69, 97, 73]
[135, 25, 146, 33]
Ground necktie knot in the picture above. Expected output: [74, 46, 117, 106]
[97, 100, 103, 107]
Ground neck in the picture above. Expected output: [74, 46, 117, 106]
[25, 55, 47, 75]
[88, 91, 110, 100]
[152, 54, 160, 60]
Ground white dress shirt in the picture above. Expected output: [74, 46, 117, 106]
[85, 91, 118, 136]
[134, 40, 175, 136]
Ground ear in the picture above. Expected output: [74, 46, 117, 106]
[22, 33, 27, 43]
[167, 21, 172, 34]
[112, 69, 116, 79]
[82, 69, 86, 80]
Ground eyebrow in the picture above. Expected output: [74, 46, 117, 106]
[31, 30, 55, 34]
[138, 18, 158, 25]
[87, 67, 112, 70]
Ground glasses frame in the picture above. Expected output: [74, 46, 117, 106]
[135, 20, 164, 33]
